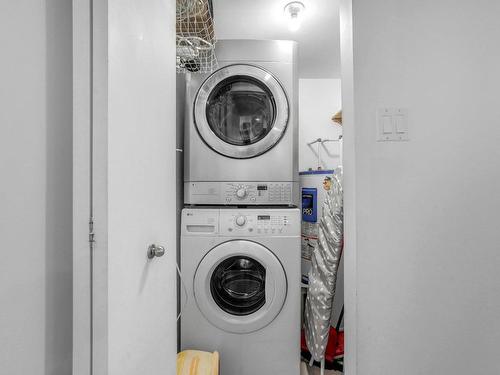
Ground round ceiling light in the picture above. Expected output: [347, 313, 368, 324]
[284, 1, 306, 32]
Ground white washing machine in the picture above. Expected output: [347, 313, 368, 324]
[184, 40, 299, 206]
[180, 207, 300, 375]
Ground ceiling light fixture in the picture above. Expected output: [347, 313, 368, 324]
[284, 1, 305, 32]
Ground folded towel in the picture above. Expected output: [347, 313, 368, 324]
[177, 350, 219, 375]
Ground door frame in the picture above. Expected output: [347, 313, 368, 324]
[340, 0, 357, 374]
[73, 0, 108, 373]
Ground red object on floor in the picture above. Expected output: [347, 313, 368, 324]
[301, 327, 344, 363]
[300, 329, 308, 353]
[332, 329, 344, 358]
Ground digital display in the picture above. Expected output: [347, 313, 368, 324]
[257, 185, 268, 191]
[257, 215, 271, 220]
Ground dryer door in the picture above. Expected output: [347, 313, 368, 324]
[194, 240, 287, 333]
[194, 64, 289, 159]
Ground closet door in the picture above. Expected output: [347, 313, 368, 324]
[73, 1, 177, 374]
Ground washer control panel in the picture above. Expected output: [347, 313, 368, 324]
[219, 209, 299, 237]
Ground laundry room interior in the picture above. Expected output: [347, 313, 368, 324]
[176, 1, 344, 374]
[6, 0, 500, 374]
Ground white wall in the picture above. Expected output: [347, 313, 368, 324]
[299, 79, 342, 171]
[0, 1, 72, 374]
[342, 1, 500, 374]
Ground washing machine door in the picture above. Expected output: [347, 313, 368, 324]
[194, 64, 289, 159]
[194, 240, 287, 333]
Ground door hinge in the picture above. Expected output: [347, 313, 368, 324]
[89, 218, 95, 245]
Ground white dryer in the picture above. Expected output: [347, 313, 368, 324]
[180, 207, 300, 375]
[184, 40, 299, 206]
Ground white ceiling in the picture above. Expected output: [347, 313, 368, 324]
[212, 0, 341, 79]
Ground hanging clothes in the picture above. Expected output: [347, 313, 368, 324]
[304, 173, 344, 363]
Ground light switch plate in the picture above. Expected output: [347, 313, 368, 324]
[377, 107, 409, 141]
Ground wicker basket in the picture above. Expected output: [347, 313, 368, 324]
[176, 0, 218, 73]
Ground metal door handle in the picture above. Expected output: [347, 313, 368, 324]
[147, 244, 165, 259]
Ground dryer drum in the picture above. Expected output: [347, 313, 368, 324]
[210, 256, 266, 316]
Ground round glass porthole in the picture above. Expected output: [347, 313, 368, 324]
[206, 76, 276, 147]
[193, 240, 287, 333]
[210, 256, 266, 316]
[194, 64, 289, 159]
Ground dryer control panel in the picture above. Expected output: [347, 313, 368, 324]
[225, 182, 292, 204]
[184, 181, 299, 206]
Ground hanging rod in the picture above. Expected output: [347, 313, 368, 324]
[307, 135, 343, 146]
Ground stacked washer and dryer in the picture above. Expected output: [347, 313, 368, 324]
[181, 40, 301, 375]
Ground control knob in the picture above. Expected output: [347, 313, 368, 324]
[235, 187, 247, 199]
[235, 215, 246, 227]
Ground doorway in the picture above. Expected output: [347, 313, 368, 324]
[72, 0, 356, 374]
[176, 1, 350, 374]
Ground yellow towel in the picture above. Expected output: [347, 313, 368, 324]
[177, 350, 219, 375]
